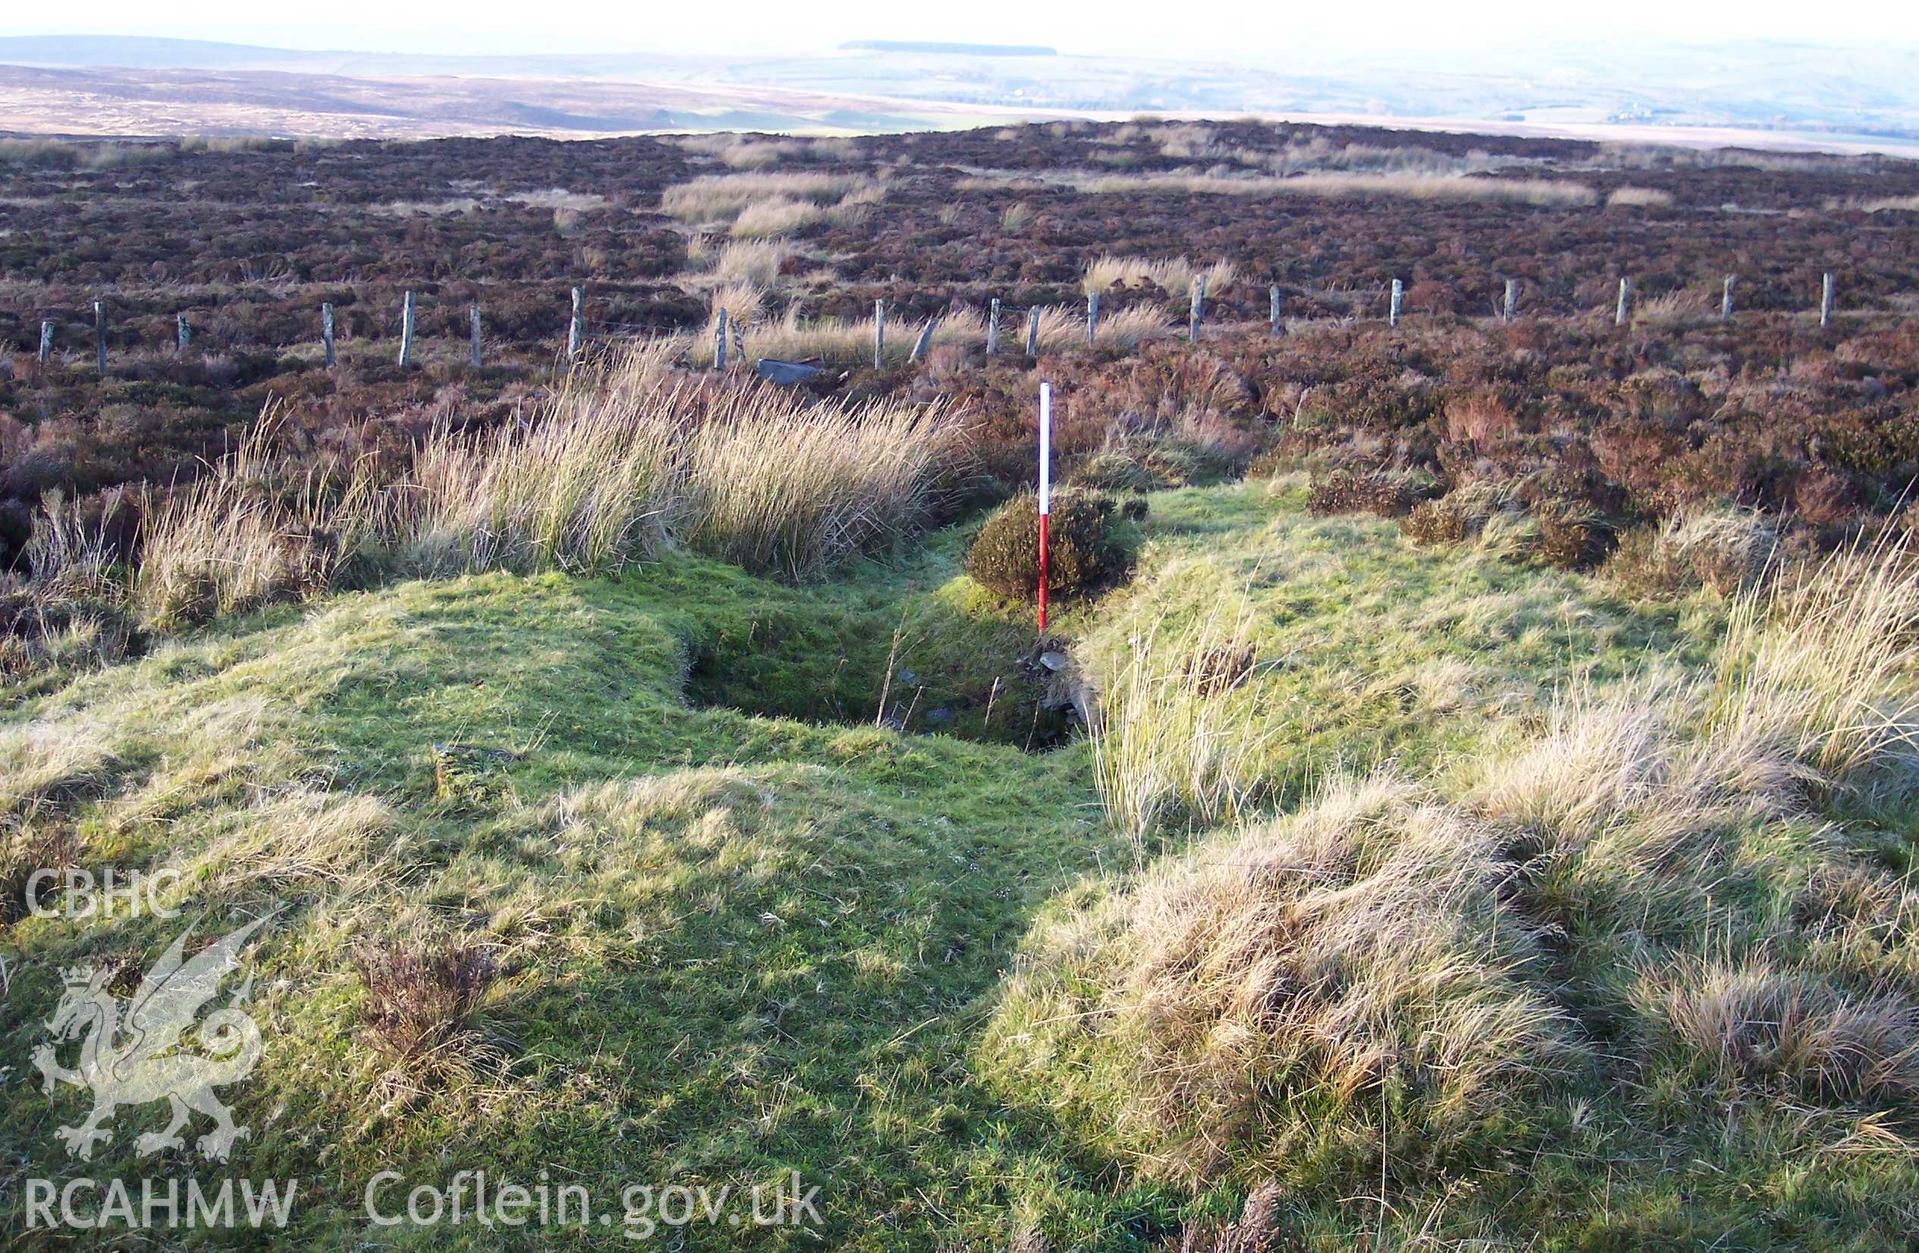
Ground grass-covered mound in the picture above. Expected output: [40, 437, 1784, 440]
[1, 532, 1132, 1247]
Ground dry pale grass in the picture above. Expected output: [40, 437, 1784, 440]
[1708, 536, 1919, 790]
[392, 375, 680, 578]
[1638, 960, 1919, 1100]
[1604, 507, 1778, 599]
[367, 199, 481, 218]
[22, 488, 124, 603]
[1606, 186, 1675, 208]
[397, 345, 959, 580]
[505, 188, 607, 212]
[661, 172, 882, 232]
[675, 387, 961, 578]
[682, 305, 963, 367]
[981, 169, 1598, 207]
[131, 422, 375, 630]
[1841, 195, 1919, 214]
[1028, 303, 1172, 352]
[690, 237, 793, 285]
[988, 774, 1577, 1185]
[1082, 255, 1237, 297]
[25, 345, 964, 612]
[0, 719, 122, 818]
[680, 301, 1170, 366]
[704, 281, 766, 332]
[1634, 287, 1716, 324]
[192, 787, 399, 894]
[671, 134, 856, 169]
[993, 526, 1919, 1197]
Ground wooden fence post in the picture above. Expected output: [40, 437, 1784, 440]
[1615, 277, 1632, 327]
[398, 291, 415, 368]
[567, 286, 584, 359]
[322, 303, 336, 368]
[910, 318, 937, 362]
[986, 297, 1000, 356]
[1189, 278, 1205, 343]
[873, 299, 885, 369]
[1389, 278, 1403, 328]
[1503, 278, 1518, 323]
[731, 316, 743, 366]
[176, 314, 190, 355]
[1721, 276, 1735, 321]
[37, 319, 52, 363]
[1024, 307, 1039, 358]
[1270, 284, 1283, 336]
[714, 308, 729, 370]
[1086, 291, 1099, 346]
[1820, 272, 1834, 328]
[93, 301, 106, 373]
[469, 304, 483, 367]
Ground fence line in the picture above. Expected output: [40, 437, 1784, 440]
[17, 274, 1859, 374]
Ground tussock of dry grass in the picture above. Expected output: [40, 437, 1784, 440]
[1606, 186, 1675, 208]
[133, 426, 370, 628]
[673, 384, 961, 578]
[1028, 303, 1172, 352]
[1604, 507, 1777, 599]
[671, 134, 857, 170]
[399, 347, 960, 580]
[1839, 194, 1919, 214]
[986, 774, 1576, 1186]
[1638, 959, 1919, 1100]
[0, 719, 122, 818]
[1081, 255, 1237, 297]
[191, 788, 398, 893]
[689, 237, 793, 285]
[505, 188, 607, 212]
[1633, 287, 1716, 324]
[661, 172, 883, 234]
[395, 380, 680, 578]
[1708, 537, 1919, 789]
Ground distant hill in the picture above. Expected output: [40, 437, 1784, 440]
[839, 41, 1057, 57]
[2, 33, 1919, 149]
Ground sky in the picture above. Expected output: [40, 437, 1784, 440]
[3, 2, 1918, 62]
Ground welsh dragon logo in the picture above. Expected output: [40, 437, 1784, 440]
[32, 910, 279, 1162]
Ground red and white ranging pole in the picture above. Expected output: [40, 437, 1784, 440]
[1037, 382, 1052, 634]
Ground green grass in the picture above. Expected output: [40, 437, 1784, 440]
[5, 478, 1852, 1248]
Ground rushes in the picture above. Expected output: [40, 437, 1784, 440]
[676, 385, 962, 579]
[394, 349, 959, 582]
[131, 423, 372, 630]
[23, 346, 962, 632]
[397, 382, 680, 577]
